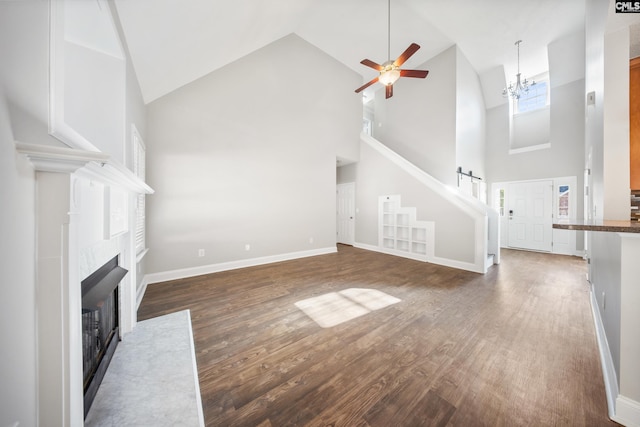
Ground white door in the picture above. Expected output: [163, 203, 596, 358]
[508, 180, 553, 252]
[336, 183, 355, 245]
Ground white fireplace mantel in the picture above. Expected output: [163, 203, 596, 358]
[15, 142, 153, 195]
[16, 140, 153, 427]
[15, 141, 109, 173]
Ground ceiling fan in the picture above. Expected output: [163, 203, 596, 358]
[355, 0, 429, 99]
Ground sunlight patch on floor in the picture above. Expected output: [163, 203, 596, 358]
[294, 288, 401, 328]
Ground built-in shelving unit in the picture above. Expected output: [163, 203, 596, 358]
[378, 195, 434, 261]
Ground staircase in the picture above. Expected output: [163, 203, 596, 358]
[357, 133, 499, 274]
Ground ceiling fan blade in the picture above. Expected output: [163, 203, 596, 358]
[385, 84, 393, 99]
[355, 77, 380, 93]
[400, 69, 429, 79]
[360, 59, 384, 71]
[394, 43, 421, 67]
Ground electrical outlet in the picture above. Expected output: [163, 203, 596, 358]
[245, 244, 251, 251]
[198, 249, 205, 257]
[309, 237, 314, 244]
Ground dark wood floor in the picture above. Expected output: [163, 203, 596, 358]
[139, 245, 618, 426]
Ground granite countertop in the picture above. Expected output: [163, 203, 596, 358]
[553, 219, 640, 233]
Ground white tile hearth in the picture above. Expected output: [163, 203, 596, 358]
[85, 310, 204, 427]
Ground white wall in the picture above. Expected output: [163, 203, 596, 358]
[456, 47, 486, 180]
[373, 46, 458, 186]
[0, 1, 62, 148]
[48, 0, 129, 159]
[511, 107, 550, 150]
[145, 34, 361, 274]
[337, 163, 357, 184]
[585, 0, 608, 222]
[591, 230, 622, 381]
[62, 41, 126, 156]
[0, 2, 50, 425]
[603, 27, 631, 220]
[0, 90, 38, 427]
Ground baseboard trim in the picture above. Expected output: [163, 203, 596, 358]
[353, 242, 483, 273]
[429, 255, 484, 274]
[590, 285, 620, 420]
[136, 275, 149, 310]
[614, 395, 640, 427]
[145, 247, 337, 285]
[353, 242, 427, 262]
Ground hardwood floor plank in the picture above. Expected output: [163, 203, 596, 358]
[138, 245, 618, 426]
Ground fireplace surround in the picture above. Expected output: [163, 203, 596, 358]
[16, 142, 153, 425]
[81, 255, 128, 418]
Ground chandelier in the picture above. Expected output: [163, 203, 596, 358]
[502, 40, 534, 99]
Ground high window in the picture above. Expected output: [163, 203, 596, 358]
[509, 72, 550, 152]
[515, 73, 549, 115]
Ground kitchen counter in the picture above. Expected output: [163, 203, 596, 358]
[553, 219, 640, 233]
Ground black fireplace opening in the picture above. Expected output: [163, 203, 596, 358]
[81, 254, 128, 418]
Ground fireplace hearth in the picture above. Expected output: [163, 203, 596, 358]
[81, 255, 128, 418]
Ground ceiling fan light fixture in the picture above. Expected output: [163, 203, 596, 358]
[353, 0, 428, 98]
[379, 68, 400, 86]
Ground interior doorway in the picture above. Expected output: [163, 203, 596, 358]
[336, 182, 355, 245]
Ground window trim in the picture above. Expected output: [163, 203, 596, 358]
[132, 125, 147, 258]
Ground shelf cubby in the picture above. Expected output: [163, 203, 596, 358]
[412, 227, 426, 242]
[412, 242, 427, 255]
[378, 195, 433, 262]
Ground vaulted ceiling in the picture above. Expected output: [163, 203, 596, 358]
[114, 0, 586, 104]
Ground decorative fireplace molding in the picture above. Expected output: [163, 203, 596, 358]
[15, 141, 109, 173]
[15, 142, 153, 194]
[16, 140, 153, 426]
